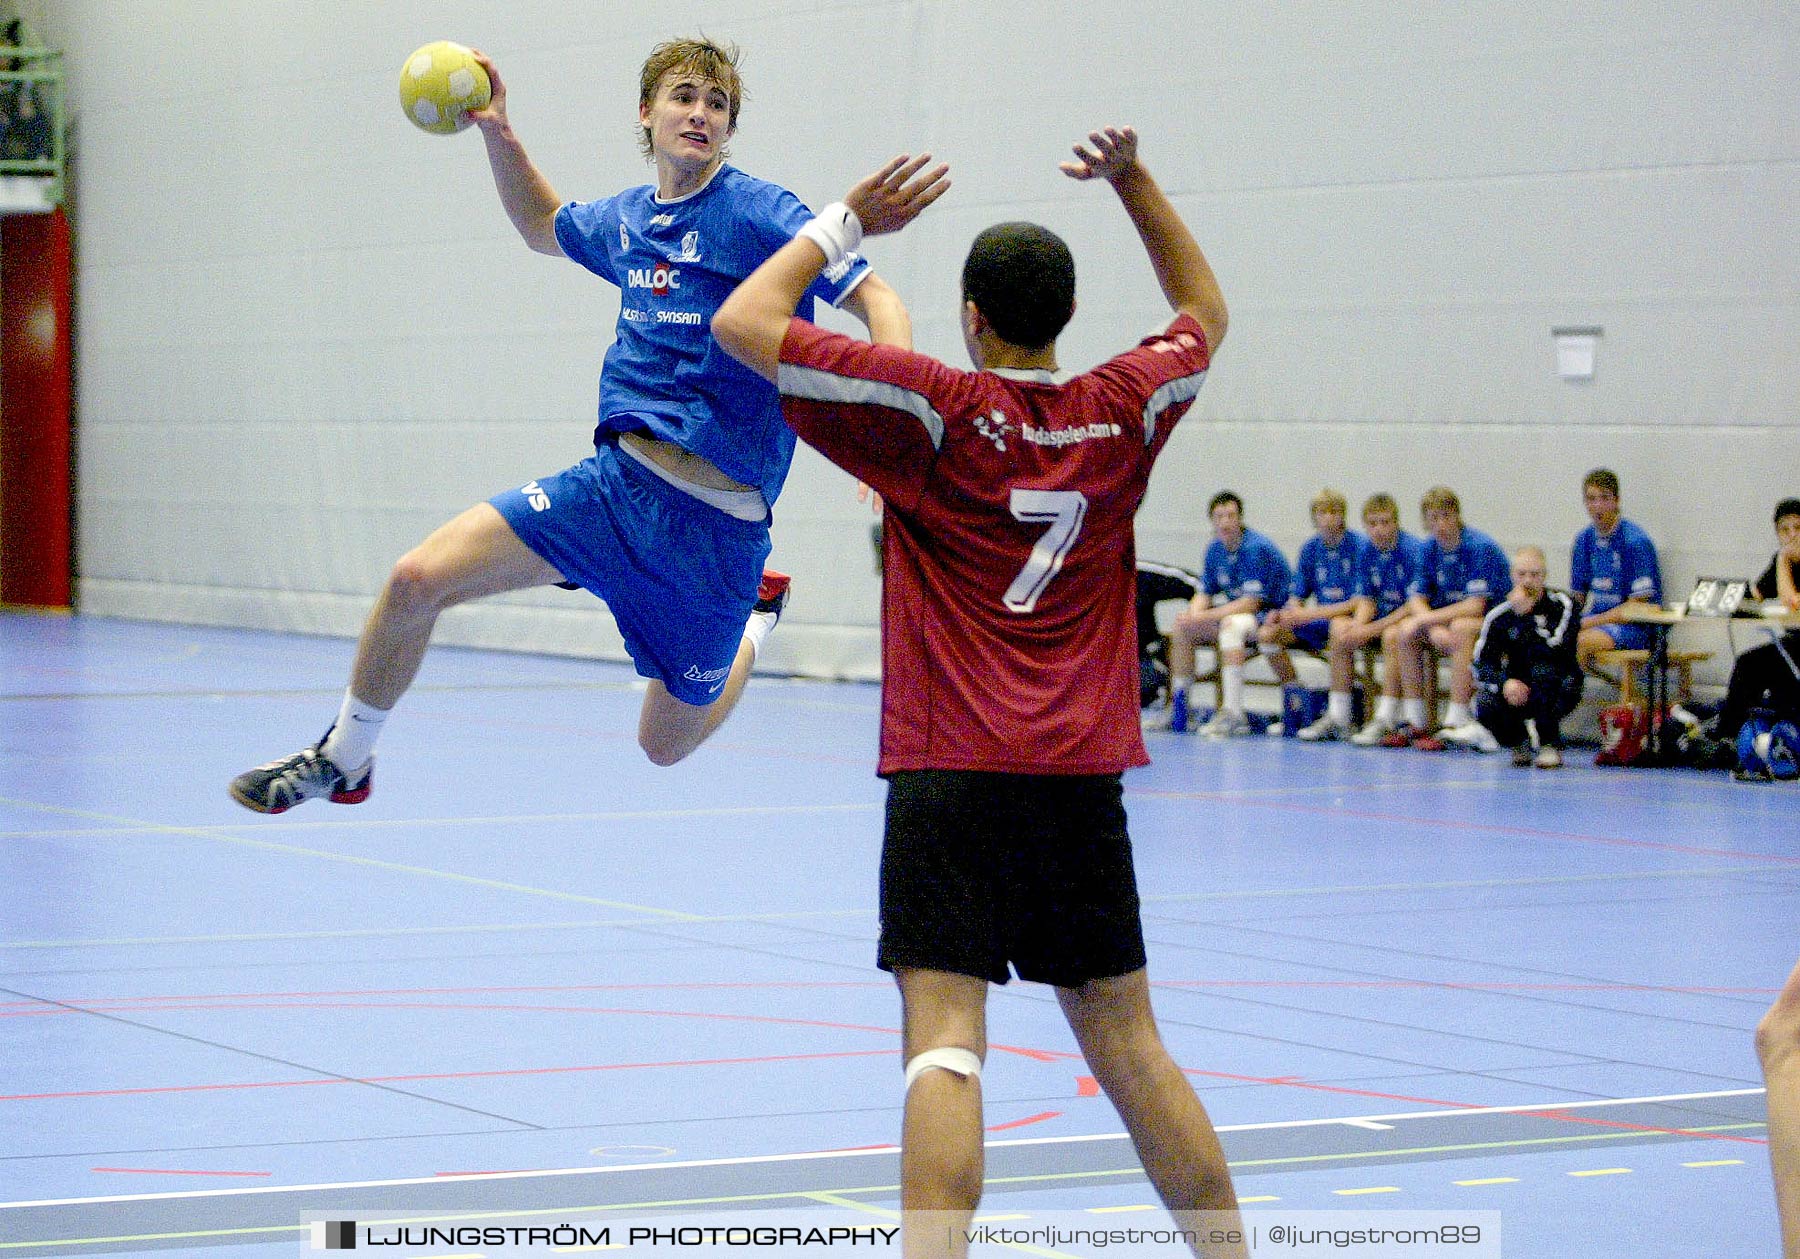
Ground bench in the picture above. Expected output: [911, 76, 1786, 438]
[1197, 642, 1382, 714]
[1589, 648, 1712, 707]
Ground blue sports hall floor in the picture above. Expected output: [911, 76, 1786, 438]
[1, 611, 1793, 1257]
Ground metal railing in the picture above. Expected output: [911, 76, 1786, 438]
[0, 44, 64, 206]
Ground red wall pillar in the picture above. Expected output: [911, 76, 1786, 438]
[1, 207, 74, 608]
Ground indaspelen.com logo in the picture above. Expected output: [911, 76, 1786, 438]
[311, 1220, 356, 1249]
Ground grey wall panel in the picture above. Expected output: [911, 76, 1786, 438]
[33, 0, 1795, 687]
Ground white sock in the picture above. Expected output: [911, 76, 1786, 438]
[1327, 691, 1352, 724]
[1221, 664, 1245, 715]
[1375, 694, 1399, 722]
[1444, 701, 1471, 728]
[321, 692, 388, 770]
[742, 608, 778, 663]
[1402, 697, 1427, 727]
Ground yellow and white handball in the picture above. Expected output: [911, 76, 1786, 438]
[398, 41, 490, 134]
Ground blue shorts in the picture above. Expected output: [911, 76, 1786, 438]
[1288, 620, 1332, 652]
[491, 442, 772, 706]
[1594, 621, 1653, 651]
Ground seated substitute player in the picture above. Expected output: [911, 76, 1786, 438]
[1570, 468, 1663, 671]
[229, 38, 913, 812]
[1714, 497, 1800, 781]
[1469, 546, 1582, 768]
[713, 127, 1246, 1257]
[1352, 486, 1509, 750]
[1299, 492, 1425, 741]
[1136, 560, 1203, 708]
[1258, 488, 1368, 694]
[1153, 492, 1293, 738]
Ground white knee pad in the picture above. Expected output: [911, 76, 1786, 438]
[1219, 612, 1257, 652]
[904, 1047, 982, 1092]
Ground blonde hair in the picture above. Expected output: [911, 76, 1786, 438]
[1420, 485, 1461, 517]
[638, 37, 743, 161]
[1310, 488, 1348, 518]
[1361, 492, 1398, 521]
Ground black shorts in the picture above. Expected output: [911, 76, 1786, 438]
[877, 769, 1147, 987]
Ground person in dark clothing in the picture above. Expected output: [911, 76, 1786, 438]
[1715, 498, 1800, 781]
[1135, 561, 1202, 707]
[1470, 545, 1582, 768]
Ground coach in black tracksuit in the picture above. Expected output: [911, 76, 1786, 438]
[1473, 545, 1583, 762]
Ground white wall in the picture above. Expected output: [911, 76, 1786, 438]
[37, 1, 1800, 683]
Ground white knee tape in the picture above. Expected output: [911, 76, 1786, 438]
[1219, 612, 1256, 652]
[904, 1047, 982, 1091]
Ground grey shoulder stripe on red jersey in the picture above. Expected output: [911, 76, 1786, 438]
[778, 363, 945, 451]
[1143, 370, 1207, 447]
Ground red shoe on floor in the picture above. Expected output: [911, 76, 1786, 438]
[1380, 723, 1422, 749]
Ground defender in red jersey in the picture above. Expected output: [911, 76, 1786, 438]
[715, 130, 1242, 1256]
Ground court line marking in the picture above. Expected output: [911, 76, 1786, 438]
[0, 1123, 1768, 1252]
[0, 1046, 901, 1103]
[0, 982, 894, 1012]
[0, 798, 701, 920]
[86, 1169, 269, 1179]
[0, 865, 1776, 952]
[1127, 788, 1800, 866]
[0, 1087, 1763, 1210]
[0, 910, 876, 952]
[1142, 865, 1799, 906]
[0, 801, 879, 841]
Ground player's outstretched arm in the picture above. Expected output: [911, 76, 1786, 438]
[714, 154, 949, 382]
[466, 51, 563, 256]
[1063, 126, 1226, 353]
[840, 273, 914, 351]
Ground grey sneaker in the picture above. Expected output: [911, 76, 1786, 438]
[1296, 714, 1349, 742]
[1141, 704, 1175, 732]
[230, 739, 372, 814]
[1200, 709, 1251, 739]
[1440, 721, 1500, 753]
[1533, 746, 1564, 770]
[1350, 716, 1397, 746]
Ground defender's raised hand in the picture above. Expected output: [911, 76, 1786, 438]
[845, 154, 951, 237]
[1060, 126, 1140, 182]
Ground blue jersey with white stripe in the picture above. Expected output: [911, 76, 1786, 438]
[555, 164, 870, 505]
[1422, 525, 1511, 609]
[1294, 531, 1369, 605]
[1360, 531, 1427, 618]
[1570, 518, 1661, 615]
[1202, 528, 1293, 608]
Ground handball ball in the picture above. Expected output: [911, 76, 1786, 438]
[399, 41, 490, 134]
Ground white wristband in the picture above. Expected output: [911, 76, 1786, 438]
[796, 202, 863, 268]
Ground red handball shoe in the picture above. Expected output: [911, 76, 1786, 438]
[754, 570, 791, 618]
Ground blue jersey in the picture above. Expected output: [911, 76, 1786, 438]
[1361, 531, 1427, 618]
[1570, 518, 1661, 616]
[1422, 525, 1511, 610]
[555, 165, 871, 505]
[1202, 528, 1293, 608]
[1294, 531, 1368, 605]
